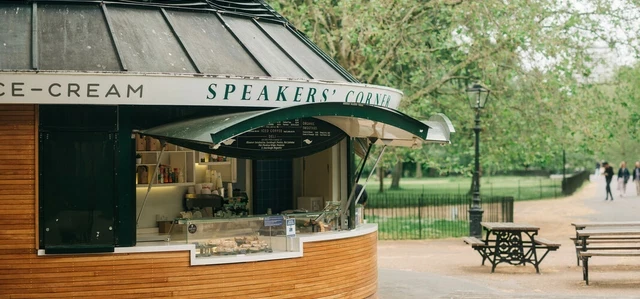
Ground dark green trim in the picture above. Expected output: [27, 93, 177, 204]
[45, 245, 115, 254]
[347, 138, 355, 229]
[115, 106, 136, 246]
[208, 103, 430, 144]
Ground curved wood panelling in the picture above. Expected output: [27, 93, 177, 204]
[0, 104, 377, 299]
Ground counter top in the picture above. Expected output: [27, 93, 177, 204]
[37, 224, 378, 266]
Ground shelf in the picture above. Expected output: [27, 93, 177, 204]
[197, 161, 232, 166]
[136, 183, 193, 187]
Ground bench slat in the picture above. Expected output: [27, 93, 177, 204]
[579, 250, 640, 257]
[577, 246, 640, 250]
[575, 240, 640, 244]
[462, 236, 485, 246]
[572, 236, 640, 240]
[534, 237, 561, 247]
[577, 229, 640, 237]
[572, 221, 640, 229]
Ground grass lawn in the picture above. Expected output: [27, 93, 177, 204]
[368, 215, 469, 239]
[364, 176, 562, 201]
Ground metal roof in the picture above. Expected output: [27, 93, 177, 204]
[0, 0, 357, 82]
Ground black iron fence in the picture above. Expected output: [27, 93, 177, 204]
[562, 170, 590, 195]
[364, 194, 513, 240]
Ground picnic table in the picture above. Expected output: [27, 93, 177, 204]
[576, 227, 640, 285]
[570, 221, 640, 265]
[463, 222, 560, 273]
[572, 221, 640, 230]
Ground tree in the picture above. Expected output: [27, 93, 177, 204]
[268, 0, 640, 184]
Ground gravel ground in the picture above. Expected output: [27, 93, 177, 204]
[376, 176, 640, 298]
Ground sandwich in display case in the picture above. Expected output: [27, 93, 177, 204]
[169, 215, 290, 258]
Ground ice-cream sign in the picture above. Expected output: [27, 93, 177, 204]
[0, 71, 403, 109]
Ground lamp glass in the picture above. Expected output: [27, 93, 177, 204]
[466, 84, 491, 109]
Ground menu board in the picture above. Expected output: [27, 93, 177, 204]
[231, 118, 342, 151]
[210, 117, 346, 159]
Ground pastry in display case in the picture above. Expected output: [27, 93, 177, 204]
[169, 216, 288, 258]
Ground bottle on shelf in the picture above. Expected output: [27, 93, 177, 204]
[163, 167, 169, 183]
[178, 169, 185, 183]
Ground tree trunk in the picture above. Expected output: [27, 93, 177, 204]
[416, 163, 422, 178]
[378, 167, 384, 193]
[390, 159, 403, 190]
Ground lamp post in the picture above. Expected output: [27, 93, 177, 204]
[466, 83, 491, 238]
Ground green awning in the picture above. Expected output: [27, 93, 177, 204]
[140, 102, 454, 159]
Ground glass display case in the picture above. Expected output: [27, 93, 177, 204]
[284, 204, 340, 234]
[169, 216, 289, 258]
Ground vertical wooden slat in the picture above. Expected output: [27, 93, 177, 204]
[34, 105, 39, 249]
[0, 105, 36, 252]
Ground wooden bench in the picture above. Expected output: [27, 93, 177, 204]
[576, 228, 640, 285]
[571, 222, 640, 265]
[534, 237, 561, 249]
[531, 237, 561, 268]
[463, 236, 485, 247]
[463, 236, 490, 265]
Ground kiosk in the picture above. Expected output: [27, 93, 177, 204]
[0, 0, 454, 297]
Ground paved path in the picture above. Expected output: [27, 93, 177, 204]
[584, 175, 640, 222]
[376, 175, 640, 299]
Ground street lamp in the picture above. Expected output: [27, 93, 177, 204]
[466, 83, 491, 238]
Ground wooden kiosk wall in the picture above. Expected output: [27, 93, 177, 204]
[0, 105, 377, 299]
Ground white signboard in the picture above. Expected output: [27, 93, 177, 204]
[286, 218, 296, 237]
[0, 71, 403, 109]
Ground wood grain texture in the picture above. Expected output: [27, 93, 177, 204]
[0, 233, 377, 299]
[0, 104, 378, 299]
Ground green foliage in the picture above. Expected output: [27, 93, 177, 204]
[268, 0, 640, 174]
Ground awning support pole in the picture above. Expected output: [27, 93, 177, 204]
[343, 143, 387, 218]
[336, 139, 373, 220]
[136, 139, 167, 226]
[354, 138, 374, 184]
[317, 138, 374, 223]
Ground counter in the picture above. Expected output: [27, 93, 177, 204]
[27, 224, 378, 299]
[37, 224, 378, 266]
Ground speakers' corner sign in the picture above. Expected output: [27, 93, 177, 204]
[0, 71, 403, 110]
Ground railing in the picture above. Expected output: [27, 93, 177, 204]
[562, 170, 590, 195]
[364, 194, 513, 240]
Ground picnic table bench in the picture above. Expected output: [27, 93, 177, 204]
[463, 222, 560, 273]
[571, 221, 640, 265]
[576, 228, 640, 285]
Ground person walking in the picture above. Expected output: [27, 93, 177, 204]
[617, 161, 630, 197]
[633, 161, 640, 196]
[603, 161, 614, 200]
[595, 161, 601, 176]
